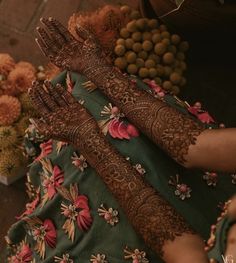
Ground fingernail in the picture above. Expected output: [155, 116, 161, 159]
[48, 17, 53, 21]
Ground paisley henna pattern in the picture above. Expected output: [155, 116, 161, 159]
[29, 81, 195, 257]
[36, 18, 205, 164]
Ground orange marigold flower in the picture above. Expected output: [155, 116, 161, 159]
[8, 67, 36, 93]
[0, 95, 21, 125]
[0, 53, 15, 76]
[16, 61, 36, 75]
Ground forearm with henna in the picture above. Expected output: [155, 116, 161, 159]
[35, 17, 205, 166]
[29, 81, 195, 258]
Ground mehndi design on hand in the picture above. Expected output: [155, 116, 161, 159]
[29, 80, 195, 258]
[36, 18, 205, 165]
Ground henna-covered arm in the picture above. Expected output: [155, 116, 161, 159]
[29, 81, 208, 262]
[35, 18, 236, 173]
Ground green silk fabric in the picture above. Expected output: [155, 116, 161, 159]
[7, 72, 236, 262]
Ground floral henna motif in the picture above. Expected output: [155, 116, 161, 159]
[29, 81, 195, 258]
[36, 18, 205, 165]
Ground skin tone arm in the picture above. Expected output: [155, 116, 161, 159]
[35, 17, 236, 173]
[29, 80, 209, 263]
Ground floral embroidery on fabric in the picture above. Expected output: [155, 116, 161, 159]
[71, 152, 88, 171]
[188, 102, 215, 124]
[57, 184, 92, 242]
[35, 139, 53, 161]
[8, 240, 33, 263]
[124, 247, 149, 263]
[231, 174, 236, 185]
[144, 79, 166, 99]
[169, 174, 192, 200]
[82, 80, 97, 92]
[24, 217, 56, 259]
[90, 254, 108, 263]
[98, 204, 119, 226]
[126, 157, 146, 176]
[98, 103, 139, 139]
[40, 159, 64, 207]
[66, 72, 75, 93]
[16, 188, 40, 220]
[54, 254, 74, 263]
[203, 172, 218, 187]
[25, 123, 45, 143]
[56, 141, 68, 154]
[205, 200, 231, 252]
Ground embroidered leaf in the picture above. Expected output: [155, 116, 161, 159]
[70, 184, 79, 203]
[35, 239, 46, 259]
[63, 218, 75, 242]
[66, 72, 74, 93]
[82, 80, 97, 92]
[40, 158, 53, 174]
[57, 186, 74, 203]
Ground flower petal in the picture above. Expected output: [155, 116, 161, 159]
[117, 121, 130, 140]
[126, 124, 139, 137]
[44, 219, 57, 248]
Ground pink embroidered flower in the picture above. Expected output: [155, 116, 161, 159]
[188, 102, 215, 124]
[43, 165, 64, 199]
[35, 139, 53, 161]
[99, 103, 139, 140]
[145, 79, 166, 98]
[40, 159, 64, 207]
[54, 254, 73, 263]
[58, 184, 93, 241]
[9, 242, 32, 263]
[98, 204, 119, 226]
[24, 217, 57, 259]
[169, 174, 192, 200]
[16, 189, 40, 219]
[124, 247, 149, 263]
[203, 172, 218, 186]
[108, 119, 139, 139]
[71, 152, 88, 171]
[90, 254, 108, 263]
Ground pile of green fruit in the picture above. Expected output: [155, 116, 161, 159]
[114, 5, 189, 94]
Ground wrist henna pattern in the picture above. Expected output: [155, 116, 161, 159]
[29, 81, 195, 258]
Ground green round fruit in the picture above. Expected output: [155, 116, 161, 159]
[145, 59, 155, 69]
[136, 58, 145, 68]
[167, 45, 177, 54]
[152, 33, 162, 44]
[162, 52, 175, 65]
[126, 20, 137, 33]
[142, 32, 152, 41]
[154, 43, 167, 56]
[161, 31, 170, 39]
[114, 57, 127, 70]
[154, 77, 162, 85]
[132, 32, 142, 42]
[171, 34, 181, 45]
[125, 38, 135, 49]
[142, 40, 153, 51]
[120, 5, 131, 14]
[130, 10, 141, 19]
[179, 61, 187, 71]
[162, 38, 170, 46]
[120, 28, 130, 39]
[179, 41, 189, 52]
[126, 52, 137, 63]
[176, 52, 185, 61]
[159, 24, 167, 32]
[138, 51, 148, 60]
[127, 64, 138, 74]
[114, 45, 126, 56]
[116, 38, 125, 45]
[139, 67, 149, 78]
[164, 66, 173, 77]
[148, 19, 158, 29]
[156, 65, 165, 77]
[162, 81, 172, 90]
[171, 85, 180, 95]
[149, 68, 157, 78]
[170, 72, 181, 84]
[136, 18, 147, 31]
[132, 42, 142, 53]
[148, 53, 160, 64]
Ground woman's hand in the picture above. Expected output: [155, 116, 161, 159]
[28, 80, 96, 144]
[36, 17, 105, 73]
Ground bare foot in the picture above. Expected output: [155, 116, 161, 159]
[225, 196, 236, 261]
